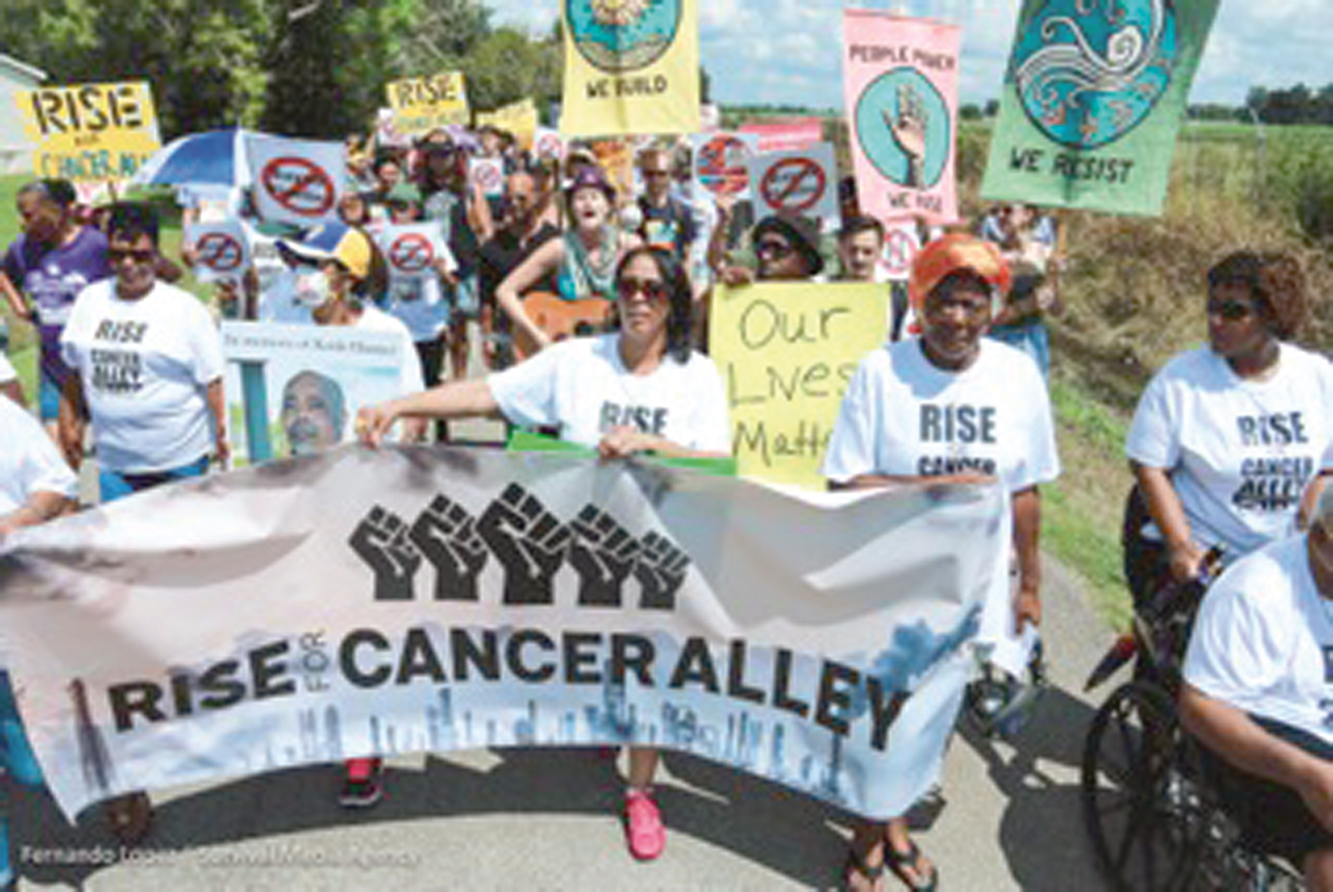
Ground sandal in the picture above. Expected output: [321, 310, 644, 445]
[106, 791, 153, 845]
[843, 848, 886, 892]
[884, 839, 937, 892]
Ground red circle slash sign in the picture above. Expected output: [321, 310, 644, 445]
[696, 135, 751, 196]
[195, 232, 244, 272]
[260, 156, 336, 217]
[884, 228, 917, 277]
[389, 233, 434, 273]
[759, 157, 827, 214]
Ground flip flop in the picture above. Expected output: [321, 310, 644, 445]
[843, 848, 887, 892]
[884, 839, 938, 892]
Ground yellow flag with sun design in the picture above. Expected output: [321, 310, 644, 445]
[559, 0, 701, 137]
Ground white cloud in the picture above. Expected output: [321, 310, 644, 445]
[482, 0, 1333, 108]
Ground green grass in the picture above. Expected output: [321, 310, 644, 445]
[1043, 376, 1136, 630]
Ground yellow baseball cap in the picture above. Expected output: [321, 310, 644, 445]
[277, 223, 374, 281]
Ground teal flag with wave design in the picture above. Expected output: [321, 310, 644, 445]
[981, 0, 1220, 216]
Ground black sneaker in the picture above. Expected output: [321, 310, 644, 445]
[339, 758, 383, 808]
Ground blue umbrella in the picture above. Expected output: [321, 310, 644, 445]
[131, 129, 253, 188]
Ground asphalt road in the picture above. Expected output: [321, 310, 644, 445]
[7, 549, 1120, 891]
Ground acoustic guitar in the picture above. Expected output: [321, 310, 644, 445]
[511, 291, 613, 362]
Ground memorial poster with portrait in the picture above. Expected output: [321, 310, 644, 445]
[981, 0, 1221, 216]
[559, 0, 701, 137]
[220, 322, 410, 466]
[843, 12, 961, 225]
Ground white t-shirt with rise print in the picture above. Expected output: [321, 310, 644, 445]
[1126, 344, 1333, 558]
[822, 337, 1061, 491]
[61, 279, 224, 473]
[488, 334, 731, 452]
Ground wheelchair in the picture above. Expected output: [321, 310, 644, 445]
[1080, 488, 1305, 891]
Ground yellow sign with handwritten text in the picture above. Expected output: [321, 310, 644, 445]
[475, 98, 539, 150]
[385, 72, 470, 136]
[709, 283, 888, 489]
[16, 81, 161, 184]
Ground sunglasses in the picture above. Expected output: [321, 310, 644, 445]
[109, 248, 156, 265]
[618, 277, 668, 301]
[756, 238, 794, 259]
[643, 169, 671, 179]
[1206, 298, 1255, 321]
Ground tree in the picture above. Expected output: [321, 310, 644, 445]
[0, 0, 271, 135]
[462, 26, 560, 113]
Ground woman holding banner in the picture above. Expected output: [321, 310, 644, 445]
[58, 202, 228, 842]
[357, 245, 731, 862]
[494, 166, 640, 353]
[823, 234, 1060, 892]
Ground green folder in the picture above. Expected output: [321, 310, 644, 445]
[506, 430, 736, 477]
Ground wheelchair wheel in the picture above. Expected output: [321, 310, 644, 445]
[1082, 680, 1208, 891]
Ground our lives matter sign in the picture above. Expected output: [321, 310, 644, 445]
[709, 283, 888, 489]
[843, 12, 961, 224]
[0, 447, 1006, 822]
[560, 0, 701, 136]
[981, 0, 1221, 216]
[15, 81, 161, 185]
[246, 135, 345, 227]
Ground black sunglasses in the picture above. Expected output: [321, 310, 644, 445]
[109, 248, 156, 265]
[756, 238, 794, 259]
[618, 276, 668, 301]
[1206, 298, 1256, 321]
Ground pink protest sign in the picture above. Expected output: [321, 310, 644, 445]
[739, 119, 824, 154]
[843, 12, 960, 224]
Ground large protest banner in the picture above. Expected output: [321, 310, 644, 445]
[14, 81, 161, 187]
[385, 72, 470, 137]
[981, 0, 1221, 216]
[709, 283, 887, 490]
[843, 13, 961, 224]
[220, 322, 412, 466]
[245, 135, 345, 227]
[560, 0, 701, 136]
[0, 447, 1005, 821]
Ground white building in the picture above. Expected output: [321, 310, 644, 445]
[0, 52, 46, 175]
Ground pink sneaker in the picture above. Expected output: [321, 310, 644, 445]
[624, 788, 666, 861]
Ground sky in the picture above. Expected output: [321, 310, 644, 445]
[483, 0, 1333, 110]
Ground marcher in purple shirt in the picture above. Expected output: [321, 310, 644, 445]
[1, 179, 110, 433]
